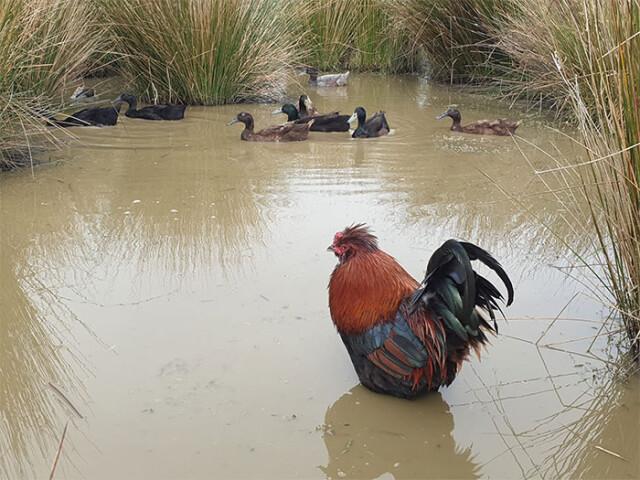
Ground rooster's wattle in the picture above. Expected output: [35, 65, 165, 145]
[328, 224, 513, 399]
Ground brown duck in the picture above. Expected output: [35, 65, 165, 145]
[227, 112, 314, 142]
[437, 107, 520, 136]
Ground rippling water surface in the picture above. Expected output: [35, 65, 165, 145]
[1, 75, 638, 479]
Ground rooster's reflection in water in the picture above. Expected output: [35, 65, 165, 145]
[320, 385, 479, 480]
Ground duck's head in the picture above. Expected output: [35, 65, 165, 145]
[298, 95, 314, 114]
[70, 86, 95, 101]
[437, 107, 461, 122]
[348, 107, 366, 124]
[227, 112, 254, 129]
[306, 67, 318, 80]
[272, 104, 299, 121]
[113, 93, 136, 106]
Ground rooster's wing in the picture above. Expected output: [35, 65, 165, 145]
[345, 312, 428, 378]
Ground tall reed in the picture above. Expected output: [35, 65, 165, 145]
[100, 0, 302, 105]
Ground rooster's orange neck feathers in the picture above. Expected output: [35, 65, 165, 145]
[329, 249, 418, 335]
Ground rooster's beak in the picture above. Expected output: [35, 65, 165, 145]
[327, 245, 335, 252]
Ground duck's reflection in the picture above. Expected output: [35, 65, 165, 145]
[320, 385, 479, 480]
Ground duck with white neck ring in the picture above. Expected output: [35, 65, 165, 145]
[348, 107, 390, 138]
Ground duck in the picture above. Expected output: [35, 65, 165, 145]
[227, 112, 314, 142]
[297, 94, 318, 117]
[348, 107, 390, 138]
[70, 86, 96, 103]
[437, 107, 520, 135]
[307, 67, 349, 87]
[114, 93, 186, 120]
[272, 98, 350, 133]
[47, 105, 119, 127]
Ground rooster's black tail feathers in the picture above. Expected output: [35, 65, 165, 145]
[410, 239, 513, 341]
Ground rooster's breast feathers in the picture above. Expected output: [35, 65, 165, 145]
[328, 250, 417, 335]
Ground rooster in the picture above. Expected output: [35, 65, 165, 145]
[328, 224, 513, 399]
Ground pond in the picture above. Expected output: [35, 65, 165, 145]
[1, 74, 638, 479]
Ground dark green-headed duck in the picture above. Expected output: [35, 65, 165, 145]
[273, 97, 349, 133]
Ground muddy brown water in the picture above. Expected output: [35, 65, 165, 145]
[1, 75, 638, 479]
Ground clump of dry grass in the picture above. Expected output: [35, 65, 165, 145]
[490, 1, 619, 112]
[0, 94, 52, 171]
[388, 0, 517, 82]
[100, 0, 302, 105]
[0, 0, 111, 169]
[298, 0, 418, 73]
[0, 0, 109, 95]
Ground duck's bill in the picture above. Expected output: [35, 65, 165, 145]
[436, 111, 448, 120]
[112, 95, 123, 103]
[271, 108, 284, 115]
[348, 112, 357, 123]
[227, 118, 239, 126]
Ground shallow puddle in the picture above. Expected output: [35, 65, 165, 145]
[1, 75, 638, 479]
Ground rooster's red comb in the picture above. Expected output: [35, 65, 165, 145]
[333, 223, 378, 251]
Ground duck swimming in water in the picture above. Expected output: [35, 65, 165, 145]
[307, 67, 349, 87]
[228, 112, 314, 142]
[273, 97, 350, 133]
[437, 107, 520, 136]
[114, 93, 186, 120]
[348, 107, 390, 138]
[47, 105, 118, 127]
